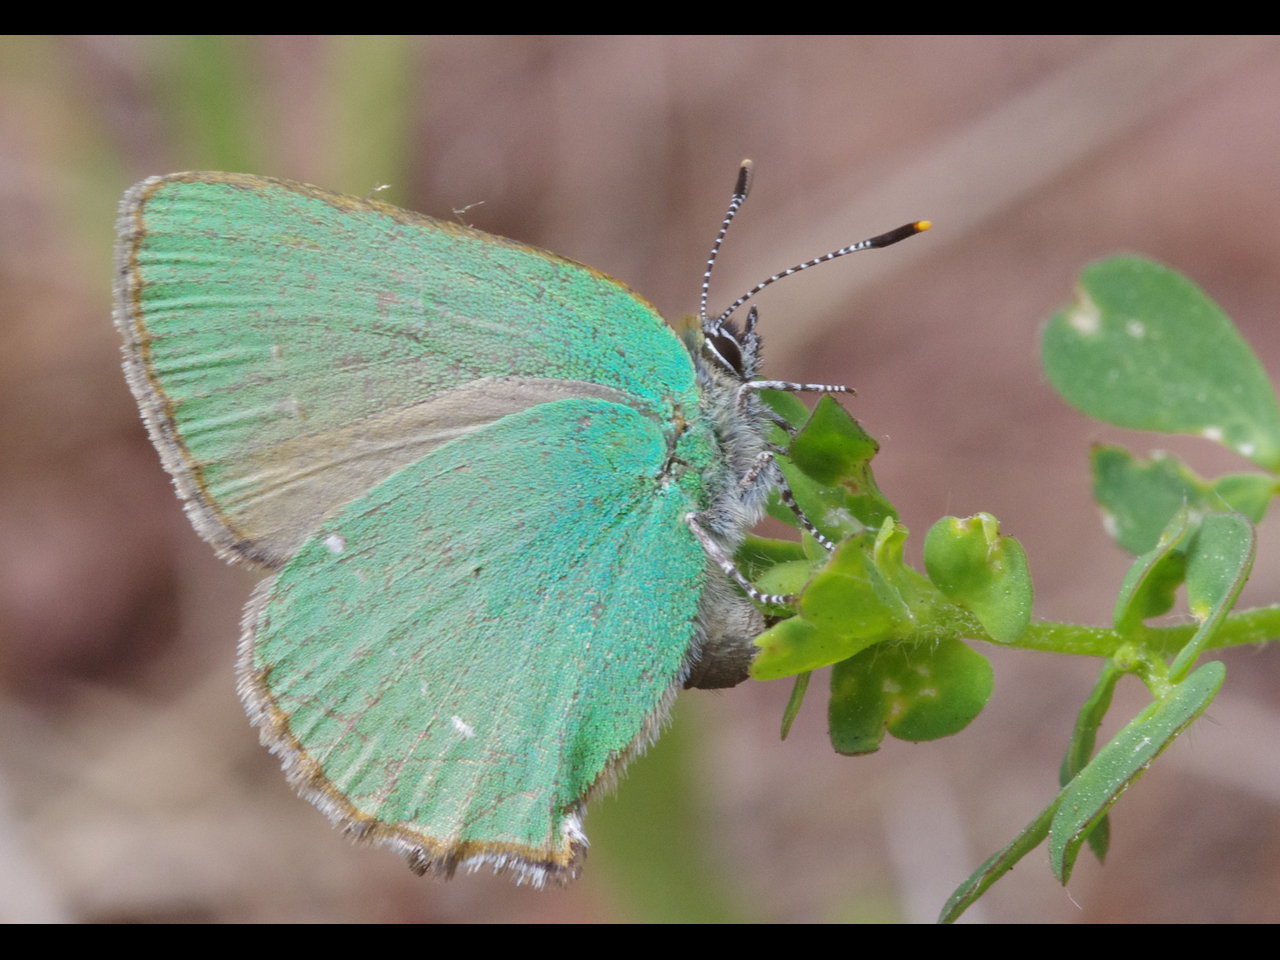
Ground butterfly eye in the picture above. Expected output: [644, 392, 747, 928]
[704, 326, 746, 377]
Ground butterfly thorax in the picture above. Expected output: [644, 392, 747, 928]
[674, 324, 773, 689]
[697, 366, 769, 526]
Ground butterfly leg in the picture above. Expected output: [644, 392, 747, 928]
[739, 449, 837, 552]
[762, 406, 796, 432]
[686, 513, 795, 608]
[738, 379, 853, 410]
[774, 472, 838, 551]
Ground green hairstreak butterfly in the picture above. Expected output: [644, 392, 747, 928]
[113, 163, 927, 884]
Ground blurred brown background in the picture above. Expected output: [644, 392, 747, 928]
[3, 35, 1280, 922]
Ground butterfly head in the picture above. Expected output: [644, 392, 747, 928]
[699, 305, 763, 382]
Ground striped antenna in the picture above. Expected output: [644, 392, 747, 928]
[711, 219, 931, 333]
[699, 160, 754, 328]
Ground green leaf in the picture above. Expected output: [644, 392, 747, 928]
[789, 395, 881, 485]
[751, 523, 925, 681]
[943, 659, 1219, 919]
[923, 513, 1033, 643]
[1049, 660, 1226, 883]
[772, 457, 860, 539]
[1111, 507, 1192, 634]
[939, 800, 1056, 924]
[1212, 473, 1277, 525]
[752, 615, 875, 681]
[779, 671, 811, 740]
[1044, 257, 1280, 471]
[783, 396, 897, 534]
[1169, 512, 1256, 681]
[1184, 512, 1257, 622]
[1080, 805, 1111, 866]
[1060, 666, 1121, 786]
[754, 558, 821, 601]
[800, 552, 899, 637]
[759, 388, 811, 430]
[828, 638, 994, 755]
[1093, 445, 1274, 554]
[736, 535, 808, 580]
[943, 649, 1198, 923]
[1093, 447, 1204, 555]
[738, 535, 816, 603]
[1060, 664, 1123, 864]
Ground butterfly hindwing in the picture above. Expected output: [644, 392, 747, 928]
[239, 397, 712, 882]
[114, 173, 697, 567]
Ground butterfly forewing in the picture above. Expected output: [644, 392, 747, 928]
[115, 173, 697, 567]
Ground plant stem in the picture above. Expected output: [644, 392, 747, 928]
[1000, 605, 1280, 659]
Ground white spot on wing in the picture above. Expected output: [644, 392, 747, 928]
[1202, 426, 1224, 443]
[1125, 319, 1145, 338]
[450, 715, 475, 739]
[324, 534, 346, 554]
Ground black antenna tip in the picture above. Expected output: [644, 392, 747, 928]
[735, 160, 754, 199]
[867, 220, 932, 248]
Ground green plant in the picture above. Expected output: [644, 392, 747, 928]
[744, 256, 1280, 923]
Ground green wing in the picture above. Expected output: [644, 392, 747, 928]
[239, 398, 709, 882]
[114, 173, 696, 566]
